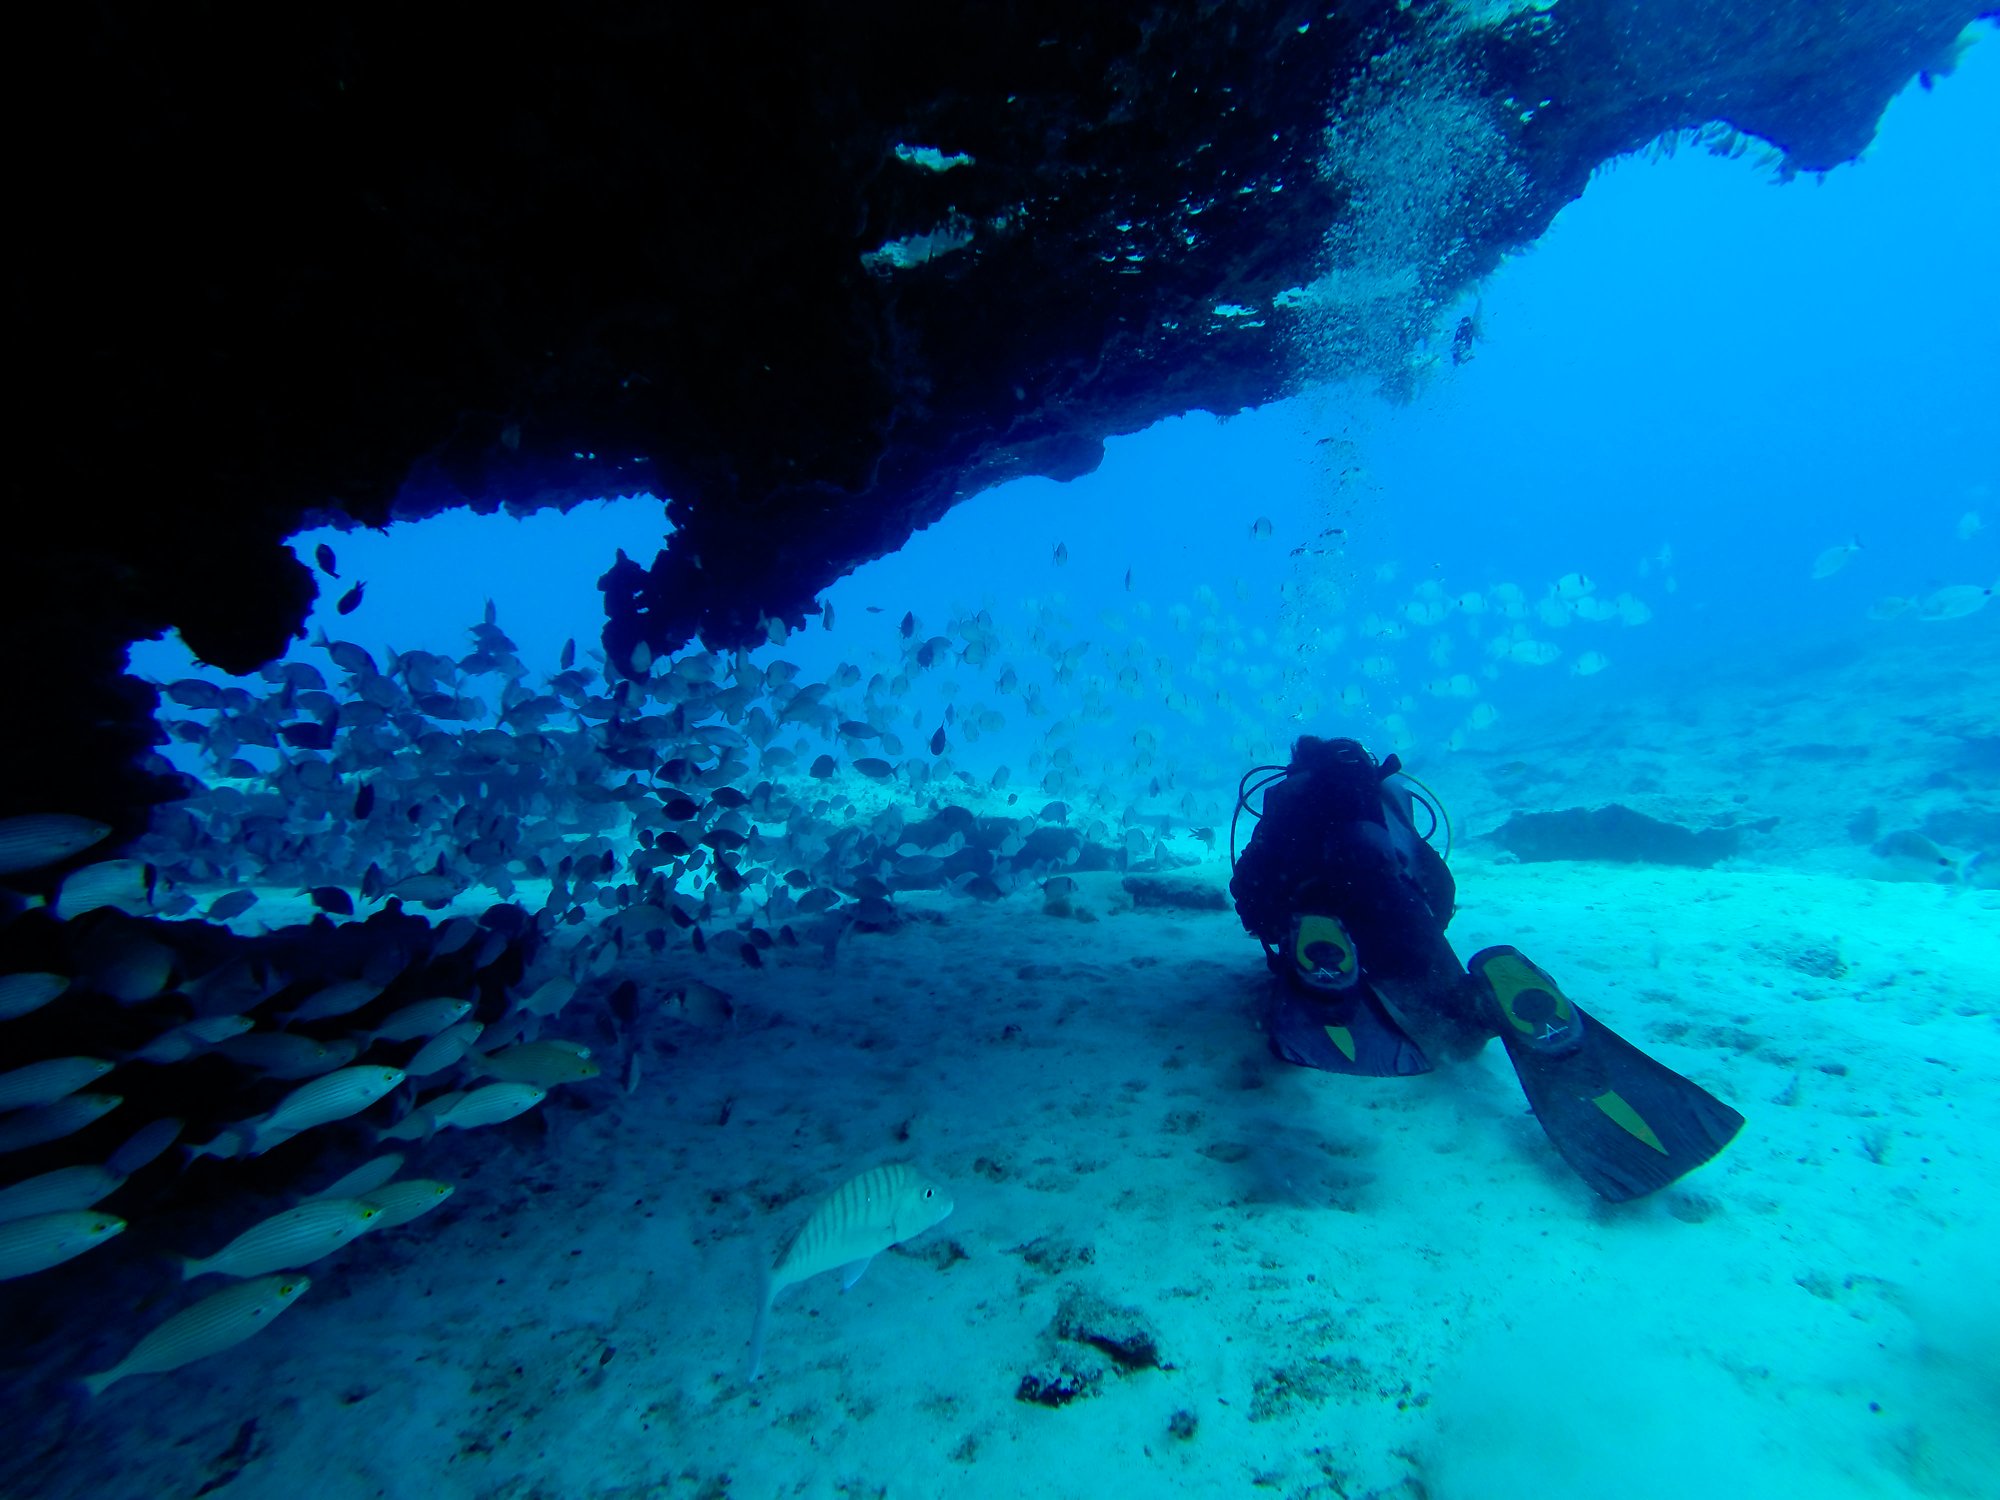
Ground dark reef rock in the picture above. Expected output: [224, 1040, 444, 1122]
[1015, 1355, 1104, 1408]
[1051, 1287, 1166, 1373]
[7, 1, 1992, 836]
[1489, 804, 1746, 866]
[1121, 873, 1231, 911]
[1008, 1235, 1097, 1275]
[1014, 1285, 1166, 1405]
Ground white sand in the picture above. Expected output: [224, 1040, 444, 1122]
[35, 846, 1997, 1500]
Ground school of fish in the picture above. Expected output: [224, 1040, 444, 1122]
[2, 500, 1988, 1400]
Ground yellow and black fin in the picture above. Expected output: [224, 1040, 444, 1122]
[1469, 945, 1744, 1202]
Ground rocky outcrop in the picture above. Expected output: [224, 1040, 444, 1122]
[6, 0, 1990, 837]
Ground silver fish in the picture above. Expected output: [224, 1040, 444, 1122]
[0, 972, 70, 1021]
[363, 1179, 454, 1230]
[0, 1210, 126, 1281]
[405, 1021, 484, 1078]
[54, 860, 159, 921]
[181, 1198, 381, 1279]
[302, 1153, 404, 1204]
[0, 1165, 126, 1224]
[0, 814, 111, 877]
[80, 1273, 312, 1398]
[248, 1066, 404, 1153]
[0, 1057, 116, 1112]
[747, 1163, 954, 1380]
[0, 1093, 123, 1154]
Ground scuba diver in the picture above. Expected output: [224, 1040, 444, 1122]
[1230, 735, 1743, 1201]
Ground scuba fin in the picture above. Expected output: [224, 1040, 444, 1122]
[1469, 945, 1744, 1202]
[1267, 980, 1434, 1076]
[1268, 911, 1431, 1077]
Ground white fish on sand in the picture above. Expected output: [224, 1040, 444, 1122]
[746, 1163, 954, 1381]
[80, 1273, 312, 1399]
[181, 1198, 382, 1279]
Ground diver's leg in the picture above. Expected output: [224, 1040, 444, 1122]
[1313, 823, 1492, 1060]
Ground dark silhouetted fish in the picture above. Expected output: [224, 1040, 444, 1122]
[206, 890, 259, 922]
[308, 886, 355, 916]
[0, 814, 113, 876]
[164, 679, 225, 710]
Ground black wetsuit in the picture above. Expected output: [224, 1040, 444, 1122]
[1230, 739, 1745, 1197]
[1231, 743, 1488, 1060]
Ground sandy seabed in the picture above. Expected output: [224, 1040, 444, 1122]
[8, 615, 1999, 1500]
[13, 842, 1995, 1500]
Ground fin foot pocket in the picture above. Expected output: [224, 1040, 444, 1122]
[1290, 912, 1361, 994]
